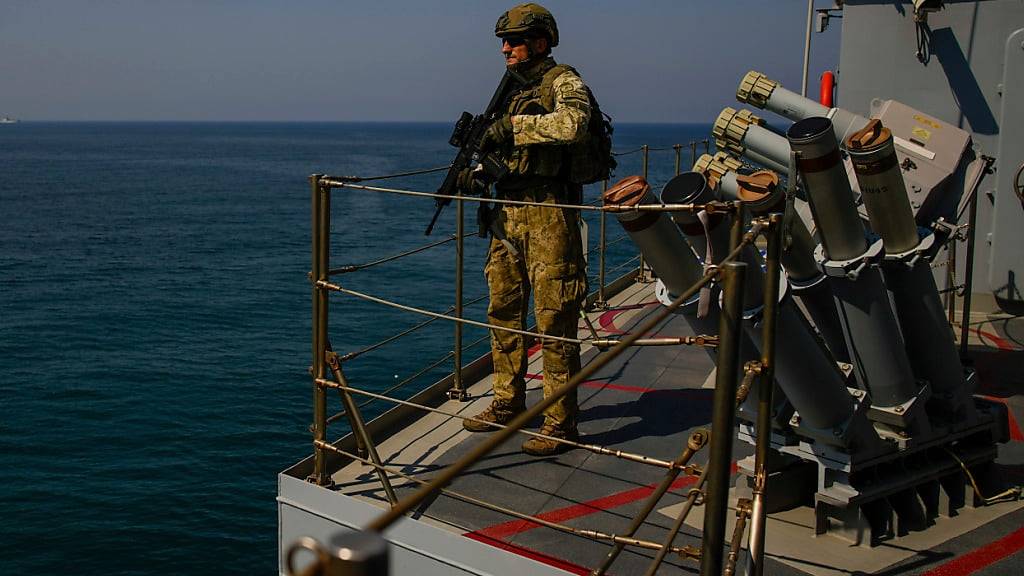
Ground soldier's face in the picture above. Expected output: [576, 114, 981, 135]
[502, 36, 547, 66]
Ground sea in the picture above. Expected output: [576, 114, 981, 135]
[0, 121, 711, 574]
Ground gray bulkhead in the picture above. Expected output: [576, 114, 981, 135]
[836, 0, 1024, 312]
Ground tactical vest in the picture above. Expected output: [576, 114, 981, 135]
[502, 59, 573, 179]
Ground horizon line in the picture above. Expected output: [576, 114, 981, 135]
[2, 119, 714, 126]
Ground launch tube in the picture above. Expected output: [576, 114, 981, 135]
[845, 121, 971, 416]
[722, 169, 851, 363]
[662, 175, 861, 440]
[883, 248, 973, 417]
[743, 286, 867, 439]
[695, 155, 847, 357]
[729, 171, 820, 283]
[693, 152, 742, 190]
[737, 70, 868, 145]
[712, 108, 791, 173]
[603, 176, 721, 354]
[786, 117, 867, 261]
[789, 117, 921, 411]
[846, 120, 920, 254]
[602, 176, 704, 297]
[826, 263, 921, 408]
[661, 172, 765, 310]
[653, 173, 786, 419]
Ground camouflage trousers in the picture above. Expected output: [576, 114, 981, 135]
[485, 182, 588, 428]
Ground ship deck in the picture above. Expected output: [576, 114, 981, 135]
[315, 278, 1024, 575]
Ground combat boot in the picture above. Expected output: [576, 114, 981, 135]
[522, 419, 578, 456]
[462, 402, 524, 432]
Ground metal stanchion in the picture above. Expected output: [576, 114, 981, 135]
[947, 238, 957, 326]
[675, 143, 683, 175]
[325, 352, 398, 505]
[960, 189, 979, 356]
[310, 174, 332, 487]
[639, 145, 650, 281]
[701, 261, 747, 576]
[691, 141, 699, 171]
[730, 201, 745, 252]
[450, 189, 469, 400]
[745, 214, 782, 576]
[598, 179, 608, 308]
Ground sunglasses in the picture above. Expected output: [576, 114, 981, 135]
[501, 36, 528, 47]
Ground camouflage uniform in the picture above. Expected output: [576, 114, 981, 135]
[485, 56, 591, 430]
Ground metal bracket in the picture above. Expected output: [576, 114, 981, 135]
[867, 382, 932, 432]
[446, 387, 471, 402]
[882, 230, 941, 268]
[788, 386, 872, 448]
[819, 239, 883, 281]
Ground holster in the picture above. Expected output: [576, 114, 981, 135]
[477, 189, 494, 238]
[478, 189, 521, 259]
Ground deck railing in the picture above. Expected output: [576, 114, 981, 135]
[290, 139, 788, 576]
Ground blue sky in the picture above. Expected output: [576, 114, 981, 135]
[0, 1, 841, 122]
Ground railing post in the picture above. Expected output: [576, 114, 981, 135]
[326, 353, 398, 504]
[598, 179, 608, 308]
[701, 261, 747, 576]
[674, 143, 683, 176]
[449, 188, 469, 400]
[690, 141, 698, 171]
[704, 139, 711, 156]
[745, 214, 782, 576]
[310, 174, 332, 487]
[959, 187, 979, 355]
[639, 144, 650, 281]
[946, 238, 957, 326]
[730, 201, 745, 252]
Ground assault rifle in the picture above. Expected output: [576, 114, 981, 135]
[424, 69, 524, 235]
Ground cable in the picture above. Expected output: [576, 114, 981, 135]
[330, 164, 452, 183]
[943, 447, 1023, 505]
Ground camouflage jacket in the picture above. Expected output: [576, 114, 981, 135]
[500, 57, 591, 180]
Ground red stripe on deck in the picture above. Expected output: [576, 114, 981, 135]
[464, 532, 590, 575]
[470, 462, 737, 541]
[971, 326, 1021, 352]
[597, 302, 657, 335]
[921, 525, 1024, 576]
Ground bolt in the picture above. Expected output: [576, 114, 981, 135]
[895, 405, 905, 414]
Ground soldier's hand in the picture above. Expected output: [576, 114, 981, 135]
[457, 167, 486, 194]
[479, 114, 513, 154]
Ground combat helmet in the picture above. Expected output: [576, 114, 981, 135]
[495, 3, 559, 47]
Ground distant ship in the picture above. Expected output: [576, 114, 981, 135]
[0, 117, 18, 124]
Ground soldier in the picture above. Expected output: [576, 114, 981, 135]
[460, 3, 591, 456]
